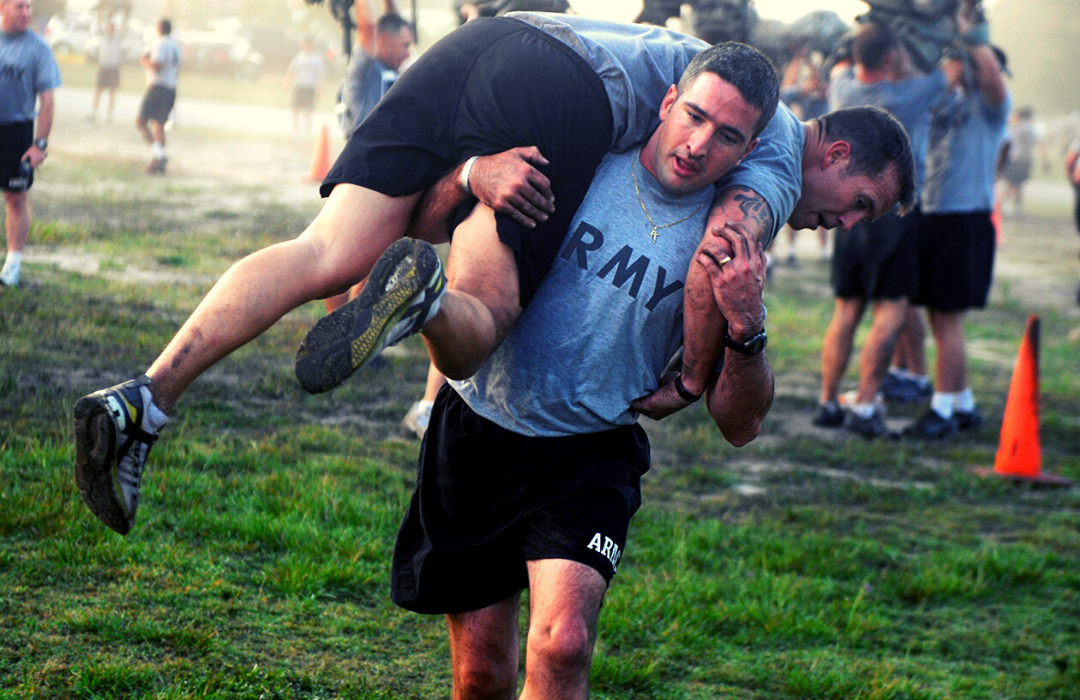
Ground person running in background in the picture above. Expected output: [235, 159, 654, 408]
[0, 0, 61, 289]
[284, 36, 325, 136]
[136, 18, 181, 175]
[88, 20, 122, 124]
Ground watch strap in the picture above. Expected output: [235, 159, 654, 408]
[674, 373, 702, 403]
[724, 330, 767, 355]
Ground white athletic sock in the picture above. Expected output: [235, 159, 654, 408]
[852, 403, 879, 419]
[954, 387, 975, 413]
[138, 385, 169, 433]
[0, 252, 22, 284]
[151, 142, 166, 160]
[930, 392, 955, 419]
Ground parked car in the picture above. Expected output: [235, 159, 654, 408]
[177, 30, 263, 81]
[43, 12, 95, 56]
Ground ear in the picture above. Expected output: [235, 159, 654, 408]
[658, 85, 679, 122]
[734, 137, 760, 166]
[822, 140, 852, 169]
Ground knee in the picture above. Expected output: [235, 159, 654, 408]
[527, 615, 594, 678]
[454, 655, 517, 700]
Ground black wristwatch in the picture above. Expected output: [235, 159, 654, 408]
[34, 138, 48, 151]
[674, 373, 702, 403]
[724, 329, 768, 355]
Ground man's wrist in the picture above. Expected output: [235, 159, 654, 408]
[34, 138, 48, 151]
[674, 373, 703, 403]
[460, 156, 479, 195]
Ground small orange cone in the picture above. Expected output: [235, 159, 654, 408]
[991, 199, 1003, 244]
[972, 315, 1072, 486]
[306, 124, 332, 182]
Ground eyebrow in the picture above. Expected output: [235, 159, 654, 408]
[684, 100, 749, 144]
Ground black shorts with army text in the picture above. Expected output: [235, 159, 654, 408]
[391, 385, 650, 616]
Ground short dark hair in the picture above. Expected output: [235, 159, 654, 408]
[677, 42, 779, 138]
[158, 18, 172, 36]
[819, 106, 917, 216]
[853, 22, 895, 72]
[376, 13, 411, 37]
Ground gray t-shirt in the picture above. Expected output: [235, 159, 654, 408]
[146, 35, 181, 89]
[508, 12, 706, 153]
[452, 149, 714, 437]
[921, 88, 1011, 214]
[340, 47, 396, 138]
[0, 29, 62, 124]
[829, 67, 948, 192]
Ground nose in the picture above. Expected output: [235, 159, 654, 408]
[686, 128, 710, 157]
[837, 210, 868, 231]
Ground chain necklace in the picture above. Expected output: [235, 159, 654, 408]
[631, 149, 708, 244]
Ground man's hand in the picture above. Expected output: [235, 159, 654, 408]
[631, 372, 693, 421]
[467, 147, 555, 229]
[696, 222, 767, 339]
[20, 144, 46, 169]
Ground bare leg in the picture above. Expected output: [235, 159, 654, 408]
[135, 116, 153, 144]
[520, 559, 607, 700]
[423, 362, 447, 401]
[447, 593, 521, 700]
[819, 297, 866, 404]
[145, 185, 421, 412]
[420, 203, 522, 380]
[927, 309, 968, 393]
[3, 191, 30, 253]
[892, 305, 927, 375]
[853, 298, 909, 404]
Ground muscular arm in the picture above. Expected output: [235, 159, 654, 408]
[406, 147, 556, 242]
[356, 0, 398, 55]
[631, 186, 775, 437]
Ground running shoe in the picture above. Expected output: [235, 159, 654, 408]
[902, 409, 958, 439]
[844, 406, 896, 440]
[954, 407, 984, 432]
[401, 400, 434, 440]
[880, 370, 932, 403]
[812, 401, 845, 427]
[295, 238, 446, 394]
[73, 376, 164, 535]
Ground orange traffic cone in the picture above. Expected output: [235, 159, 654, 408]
[991, 199, 1003, 244]
[306, 124, 332, 182]
[972, 315, 1072, 486]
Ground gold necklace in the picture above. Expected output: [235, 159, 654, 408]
[631, 150, 708, 244]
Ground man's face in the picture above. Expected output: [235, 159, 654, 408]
[377, 27, 412, 71]
[790, 146, 900, 231]
[1, 0, 33, 34]
[642, 72, 761, 196]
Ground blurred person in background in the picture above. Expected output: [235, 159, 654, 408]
[997, 106, 1038, 215]
[813, 19, 962, 439]
[900, 19, 1010, 439]
[0, 0, 61, 289]
[778, 48, 831, 266]
[88, 20, 122, 124]
[284, 36, 326, 136]
[337, 0, 411, 139]
[136, 18, 180, 175]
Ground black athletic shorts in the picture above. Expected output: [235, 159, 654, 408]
[138, 84, 176, 124]
[322, 17, 614, 307]
[0, 121, 33, 193]
[96, 65, 120, 90]
[914, 211, 996, 311]
[391, 385, 649, 615]
[1073, 183, 1080, 235]
[292, 86, 316, 111]
[831, 209, 920, 301]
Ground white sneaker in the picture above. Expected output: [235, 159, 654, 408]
[401, 400, 433, 439]
[0, 263, 19, 288]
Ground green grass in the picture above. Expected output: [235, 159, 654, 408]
[1, 127, 1079, 698]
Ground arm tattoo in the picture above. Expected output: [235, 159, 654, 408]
[729, 188, 774, 241]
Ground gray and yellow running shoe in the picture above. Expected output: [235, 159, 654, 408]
[73, 375, 164, 535]
[295, 238, 446, 394]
